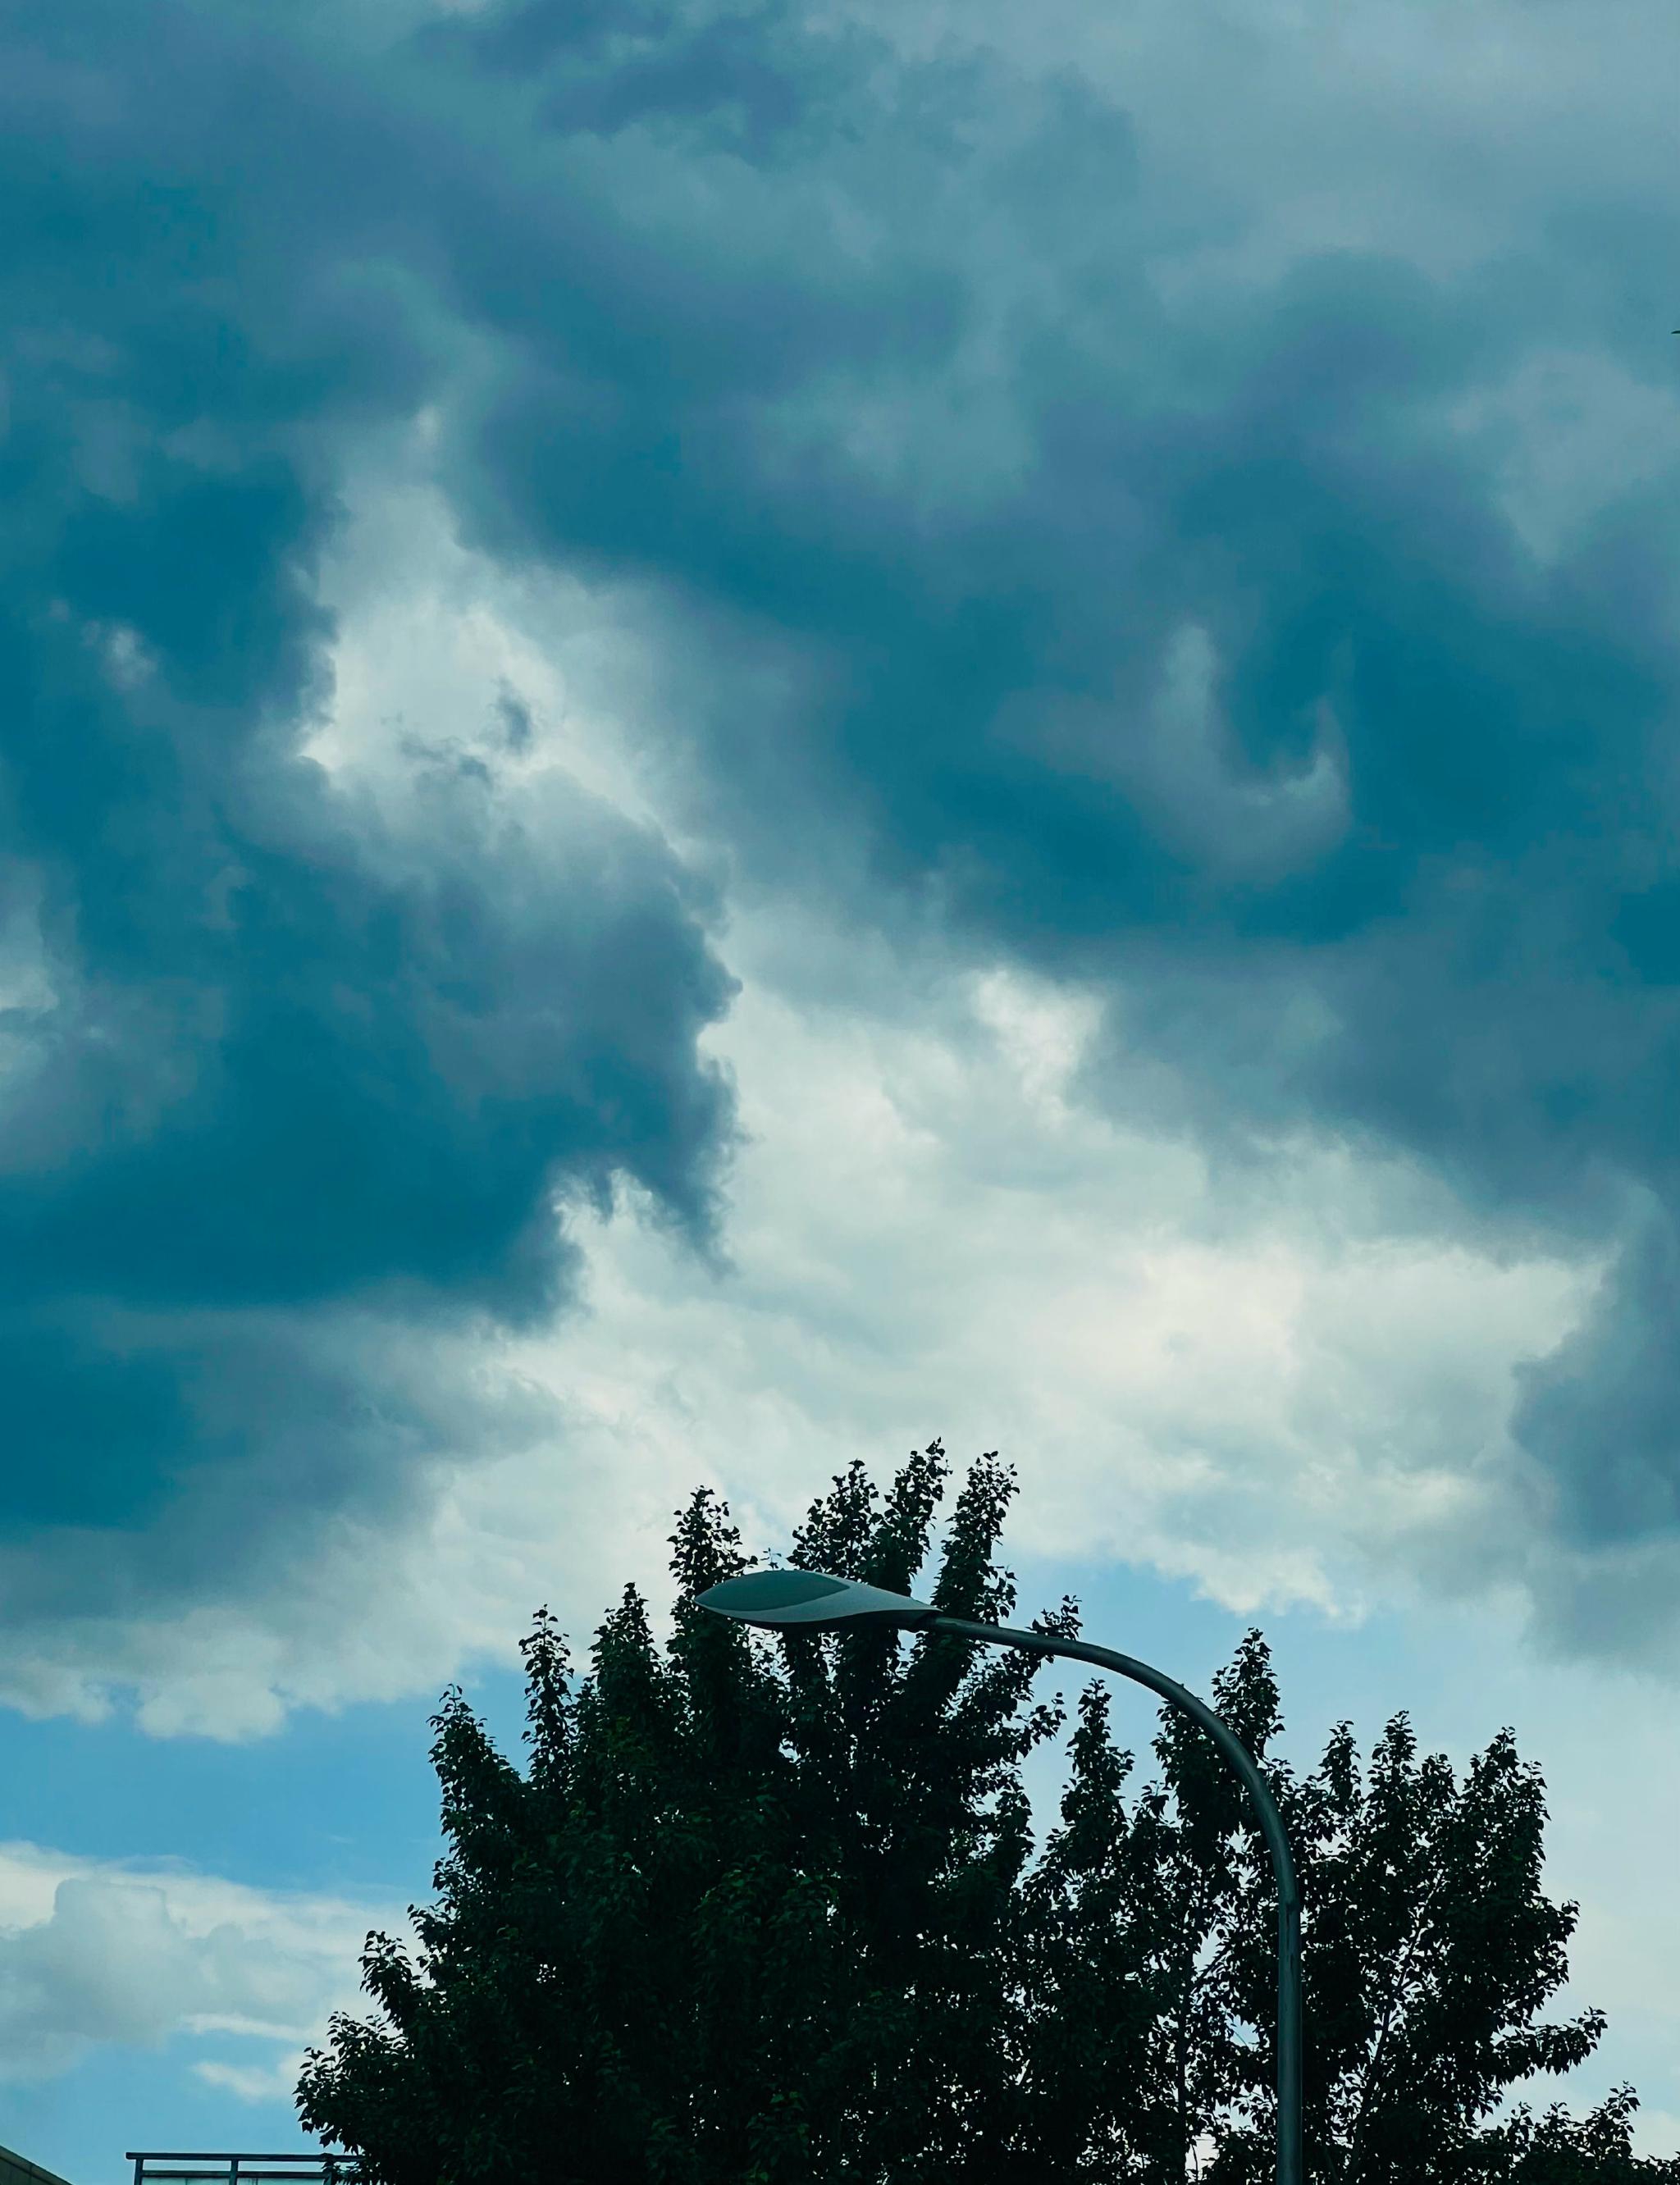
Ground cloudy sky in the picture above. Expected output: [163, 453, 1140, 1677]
[6, 0, 1680, 2174]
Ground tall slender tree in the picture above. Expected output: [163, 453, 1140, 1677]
[299, 1448, 1677, 2183]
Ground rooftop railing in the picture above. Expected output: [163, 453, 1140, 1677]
[126, 2157, 362, 2185]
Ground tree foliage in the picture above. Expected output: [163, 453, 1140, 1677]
[298, 1446, 1677, 2184]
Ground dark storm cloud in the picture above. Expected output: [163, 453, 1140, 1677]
[1513, 1202, 1680, 1550]
[412, 0, 1680, 1640]
[0, 1, 734, 1617]
[7, 0, 1680, 1667]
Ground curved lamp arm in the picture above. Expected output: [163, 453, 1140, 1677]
[694, 1567, 1303, 2185]
[929, 1616, 1303, 2185]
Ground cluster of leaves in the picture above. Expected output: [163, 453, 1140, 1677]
[298, 1445, 1678, 2184]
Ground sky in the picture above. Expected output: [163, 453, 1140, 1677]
[4, 0, 1680, 2174]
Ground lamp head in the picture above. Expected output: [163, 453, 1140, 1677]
[695, 1567, 938, 1631]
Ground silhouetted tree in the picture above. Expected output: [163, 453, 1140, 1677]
[298, 1446, 1677, 2184]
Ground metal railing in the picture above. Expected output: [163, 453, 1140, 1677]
[126, 2158, 362, 2185]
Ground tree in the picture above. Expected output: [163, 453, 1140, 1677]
[298, 1446, 1678, 2183]
[1025, 1637, 1678, 2184]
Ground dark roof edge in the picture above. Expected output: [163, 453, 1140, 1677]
[0, 2143, 78, 2185]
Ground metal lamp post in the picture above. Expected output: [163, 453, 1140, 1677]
[696, 1567, 1303, 2185]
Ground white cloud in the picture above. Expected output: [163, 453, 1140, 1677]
[0, 1842, 392, 2087]
[193, 2050, 315, 2103]
[504, 937, 1596, 1629]
[306, 451, 665, 841]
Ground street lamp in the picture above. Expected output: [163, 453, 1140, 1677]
[697, 1567, 1303, 2185]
